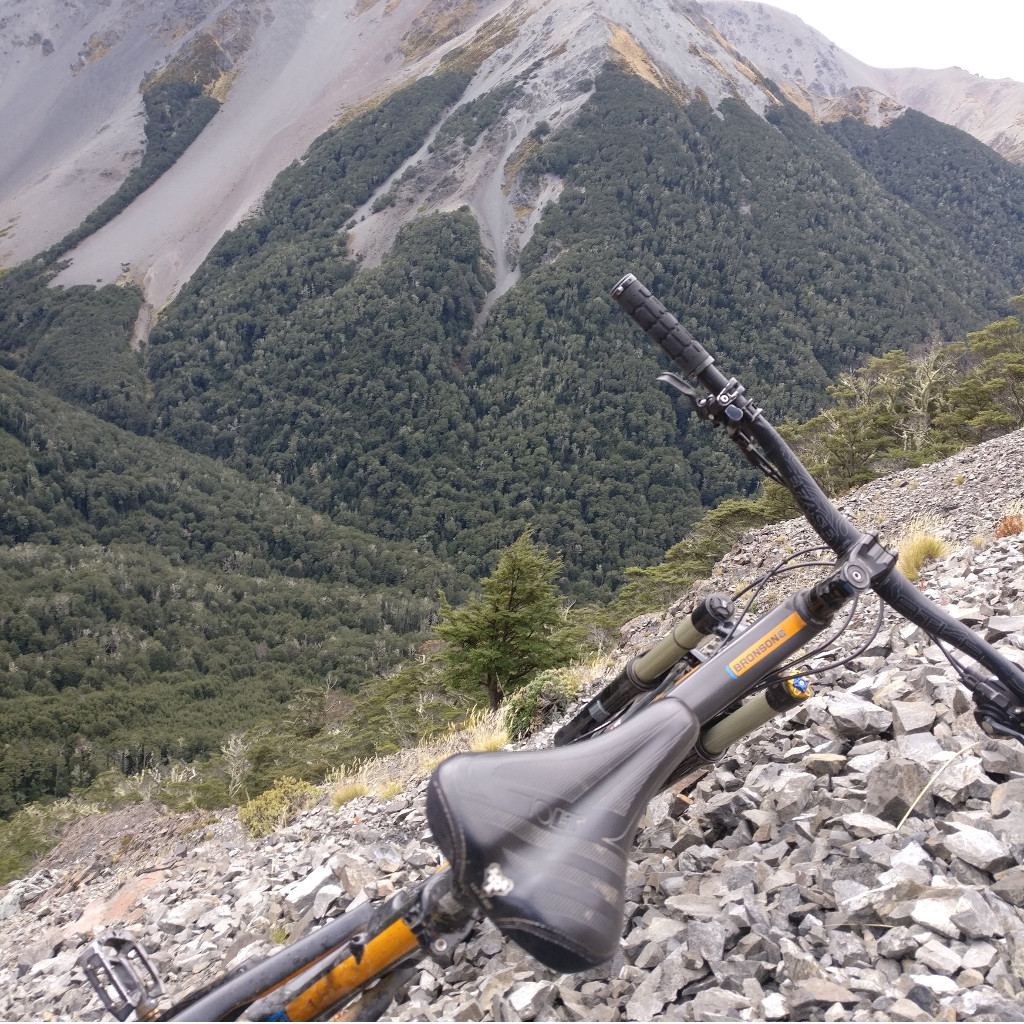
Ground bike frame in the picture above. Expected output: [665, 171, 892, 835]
[77, 274, 1024, 1022]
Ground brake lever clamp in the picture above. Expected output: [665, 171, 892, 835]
[711, 377, 763, 424]
[656, 372, 783, 484]
[967, 665, 1024, 743]
[656, 372, 762, 425]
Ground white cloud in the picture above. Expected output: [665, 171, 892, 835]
[762, 0, 1022, 81]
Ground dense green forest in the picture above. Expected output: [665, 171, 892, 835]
[826, 109, 1024, 289]
[149, 69, 1024, 599]
[0, 276, 149, 432]
[3, 60, 1024, 820]
[0, 371, 467, 815]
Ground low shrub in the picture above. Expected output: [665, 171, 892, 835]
[504, 669, 579, 741]
[996, 513, 1024, 539]
[0, 810, 50, 886]
[238, 776, 318, 838]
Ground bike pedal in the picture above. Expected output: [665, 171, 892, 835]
[77, 929, 165, 1021]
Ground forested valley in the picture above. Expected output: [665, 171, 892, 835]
[2, 60, 1024, 822]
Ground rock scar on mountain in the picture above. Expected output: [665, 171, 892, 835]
[3, 0, 1023, 308]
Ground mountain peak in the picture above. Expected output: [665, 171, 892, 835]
[1, 0, 1021, 308]
[702, 1, 1024, 160]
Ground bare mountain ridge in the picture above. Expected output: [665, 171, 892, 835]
[1, 0, 1021, 312]
[703, 2, 1024, 161]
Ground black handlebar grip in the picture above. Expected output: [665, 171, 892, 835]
[611, 274, 715, 378]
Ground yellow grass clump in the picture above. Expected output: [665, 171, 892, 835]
[329, 708, 510, 808]
[331, 782, 369, 807]
[895, 518, 952, 582]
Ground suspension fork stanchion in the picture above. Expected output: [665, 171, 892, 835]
[554, 593, 734, 745]
[697, 675, 813, 758]
[660, 673, 817, 790]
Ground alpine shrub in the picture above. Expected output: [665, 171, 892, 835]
[503, 669, 578, 741]
[238, 776, 318, 838]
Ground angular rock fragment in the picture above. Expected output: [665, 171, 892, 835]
[940, 824, 1015, 873]
[828, 693, 894, 737]
[889, 700, 937, 735]
[787, 976, 861, 1009]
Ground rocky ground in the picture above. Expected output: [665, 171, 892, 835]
[2, 429, 1024, 1023]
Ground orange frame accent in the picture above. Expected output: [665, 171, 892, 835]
[284, 918, 420, 1021]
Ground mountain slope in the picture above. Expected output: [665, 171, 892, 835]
[2, 0, 1024, 816]
[3, 428, 1024, 1020]
[2, 0, 1022, 310]
[143, 66, 1024, 599]
[0, 369, 468, 815]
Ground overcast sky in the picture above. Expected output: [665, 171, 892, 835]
[762, 0, 1022, 82]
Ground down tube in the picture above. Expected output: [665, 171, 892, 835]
[661, 593, 833, 722]
[283, 918, 421, 1021]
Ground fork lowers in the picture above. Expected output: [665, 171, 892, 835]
[696, 675, 813, 758]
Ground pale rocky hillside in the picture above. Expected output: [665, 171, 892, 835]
[1, 0, 1021, 313]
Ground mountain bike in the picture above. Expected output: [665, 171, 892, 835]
[78, 273, 1024, 1022]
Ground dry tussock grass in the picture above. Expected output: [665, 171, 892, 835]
[329, 709, 509, 807]
[893, 515, 952, 582]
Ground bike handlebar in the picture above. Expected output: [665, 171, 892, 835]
[611, 274, 723, 384]
[613, 273, 863, 552]
[613, 272, 1024, 718]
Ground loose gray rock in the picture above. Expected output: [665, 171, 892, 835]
[942, 824, 1015, 874]
[864, 757, 934, 824]
[890, 700, 938, 735]
[787, 976, 861, 1009]
[5, 430, 1024, 1023]
[828, 693, 894, 737]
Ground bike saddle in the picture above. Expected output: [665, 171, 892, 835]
[426, 698, 699, 971]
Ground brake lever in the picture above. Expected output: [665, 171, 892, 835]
[657, 372, 784, 484]
[975, 709, 1024, 746]
[78, 930, 165, 1021]
[961, 660, 1024, 744]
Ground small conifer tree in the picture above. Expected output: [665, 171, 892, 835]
[436, 529, 582, 710]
